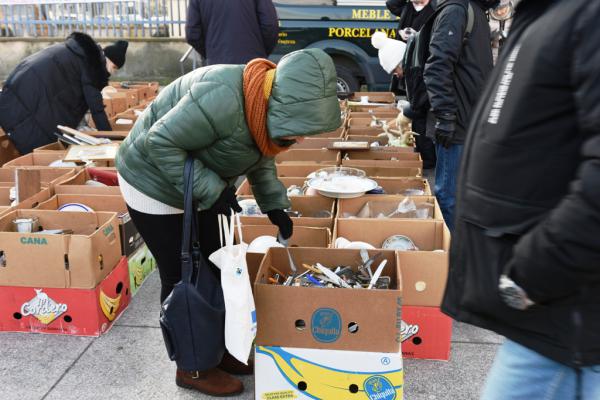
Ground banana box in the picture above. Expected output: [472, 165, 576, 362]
[0, 210, 122, 288]
[0, 257, 131, 336]
[400, 306, 452, 361]
[35, 193, 144, 257]
[255, 346, 403, 400]
[128, 244, 156, 296]
[255, 248, 402, 353]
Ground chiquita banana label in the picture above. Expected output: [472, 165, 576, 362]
[261, 390, 298, 400]
[256, 346, 403, 400]
[99, 289, 122, 321]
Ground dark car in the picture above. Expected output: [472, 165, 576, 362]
[272, 0, 399, 92]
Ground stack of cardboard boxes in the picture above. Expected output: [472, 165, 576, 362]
[254, 248, 405, 399]
[0, 82, 159, 336]
[247, 92, 452, 398]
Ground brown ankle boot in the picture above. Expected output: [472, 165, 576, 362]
[175, 368, 243, 397]
[218, 351, 254, 375]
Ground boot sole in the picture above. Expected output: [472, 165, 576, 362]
[175, 378, 244, 397]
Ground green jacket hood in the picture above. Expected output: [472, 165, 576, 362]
[267, 49, 341, 140]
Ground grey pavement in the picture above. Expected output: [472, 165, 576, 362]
[0, 271, 503, 400]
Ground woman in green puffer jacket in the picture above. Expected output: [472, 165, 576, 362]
[115, 49, 341, 396]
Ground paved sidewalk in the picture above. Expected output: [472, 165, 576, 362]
[0, 271, 502, 400]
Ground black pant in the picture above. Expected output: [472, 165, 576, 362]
[127, 206, 222, 303]
[413, 116, 437, 170]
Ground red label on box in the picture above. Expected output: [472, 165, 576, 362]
[401, 306, 452, 361]
[0, 257, 130, 336]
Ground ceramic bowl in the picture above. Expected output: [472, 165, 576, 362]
[238, 199, 263, 216]
[345, 241, 376, 250]
[381, 235, 418, 251]
[58, 203, 94, 212]
[248, 236, 284, 254]
[334, 237, 351, 249]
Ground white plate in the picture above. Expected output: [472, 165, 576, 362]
[307, 176, 378, 199]
[238, 199, 263, 216]
[381, 235, 418, 251]
[247, 236, 284, 254]
[58, 203, 94, 212]
[344, 241, 376, 250]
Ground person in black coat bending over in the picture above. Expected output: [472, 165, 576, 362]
[0, 32, 128, 155]
[185, 0, 278, 66]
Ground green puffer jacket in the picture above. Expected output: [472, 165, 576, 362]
[116, 49, 341, 211]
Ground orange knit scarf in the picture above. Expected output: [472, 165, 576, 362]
[243, 59, 286, 157]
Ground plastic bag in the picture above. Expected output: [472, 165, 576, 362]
[208, 212, 256, 364]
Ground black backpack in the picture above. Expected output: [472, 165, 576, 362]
[403, 1, 475, 117]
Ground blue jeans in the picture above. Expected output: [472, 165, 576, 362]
[482, 340, 600, 400]
[434, 143, 463, 231]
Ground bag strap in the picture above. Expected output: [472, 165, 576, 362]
[465, 3, 475, 39]
[217, 212, 244, 250]
[181, 156, 197, 282]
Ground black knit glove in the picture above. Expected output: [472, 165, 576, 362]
[434, 117, 456, 149]
[267, 209, 293, 240]
[209, 187, 242, 215]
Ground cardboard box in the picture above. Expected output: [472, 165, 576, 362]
[343, 159, 423, 169]
[401, 306, 452, 361]
[351, 110, 399, 118]
[34, 141, 68, 152]
[310, 127, 345, 139]
[346, 135, 390, 146]
[0, 167, 77, 188]
[345, 149, 420, 159]
[355, 166, 421, 178]
[109, 114, 136, 131]
[0, 186, 53, 216]
[128, 244, 156, 296]
[0, 257, 131, 336]
[35, 194, 144, 257]
[0, 210, 122, 288]
[346, 127, 384, 137]
[337, 195, 444, 221]
[103, 93, 128, 114]
[350, 92, 395, 103]
[334, 219, 450, 251]
[368, 177, 432, 196]
[276, 149, 340, 165]
[0, 133, 21, 167]
[55, 169, 121, 196]
[255, 247, 402, 353]
[3, 151, 68, 168]
[255, 346, 403, 400]
[349, 104, 398, 113]
[236, 177, 316, 197]
[239, 196, 335, 229]
[247, 252, 265, 292]
[116, 88, 139, 108]
[276, 163, 336, 178]
[12, 187, 53, 210]
[240, 225, 331, 249]
[292, 138, 339, 150]
[349, 117, 397, 129]
[397, 251, 448, 307]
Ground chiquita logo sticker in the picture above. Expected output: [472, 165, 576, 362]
[20, 289, 67, 324]
[364, 375, 397, 400]
[311, 308, 341, 343]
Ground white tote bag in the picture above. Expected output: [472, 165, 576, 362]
[208, 211, 256, 364]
